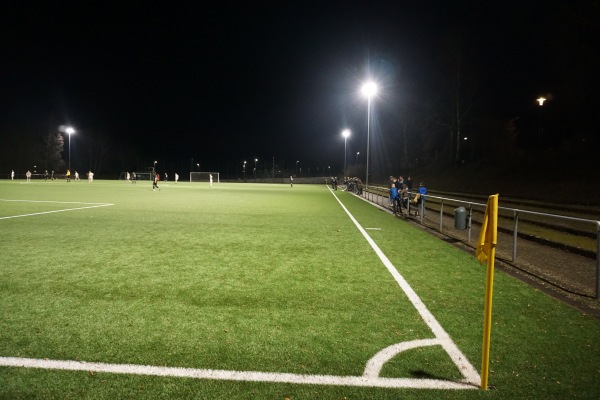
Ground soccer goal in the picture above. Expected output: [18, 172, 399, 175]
[190, 172, 220, 183]
[120, 171, 151, 181]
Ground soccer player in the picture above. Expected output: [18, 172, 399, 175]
[174, 173, 179, 183]
[209, 174, 213, 188]
[152, 171, 160, 191]
[66, 169, 71, 182]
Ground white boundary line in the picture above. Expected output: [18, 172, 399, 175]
[0, 190, 479, 390]
[0, 199, 114, 220]
[327, 188, 481, 386]
[0, 356, 476, 389]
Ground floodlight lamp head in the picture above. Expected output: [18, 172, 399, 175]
[361, 81, 378, 99]
[536, 97, 547, 106]
[65, 126, 76, 135]
[342, 129, 351, 138]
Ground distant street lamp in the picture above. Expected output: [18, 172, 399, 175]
[536, 97, 547, 148]
[296, 160, 299, 175]
[243, 160, 247, 181]
[342, 129, 350, 177]
[361, 81, 378, 188]
[65, 126, 76, 171]
[356, 151, 360, 166]
[254, 158, 258, 179]
[196, 163, 200, 171]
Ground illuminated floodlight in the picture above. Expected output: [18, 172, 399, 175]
[536, 97, 547, 106]
[361, 81, 378, 99]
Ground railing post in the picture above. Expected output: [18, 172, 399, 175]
[440, 199, 444, 233]
[596, 221, 600, 299]
[467, 203, 472, 243]
[513, 210, 519, 262]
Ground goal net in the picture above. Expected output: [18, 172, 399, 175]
[120, 171, 151, 181]
[190, 172, 220, 183]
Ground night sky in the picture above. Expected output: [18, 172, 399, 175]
[1, 1, 598, 178]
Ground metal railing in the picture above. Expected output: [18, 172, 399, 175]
[360, 186, 600, 298]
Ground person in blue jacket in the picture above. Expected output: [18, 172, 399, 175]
[416, 182, 427, 216]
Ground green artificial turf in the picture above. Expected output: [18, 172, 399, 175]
[0, 180, 598, 399]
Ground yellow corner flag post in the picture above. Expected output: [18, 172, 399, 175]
[476, 194, 499, 390]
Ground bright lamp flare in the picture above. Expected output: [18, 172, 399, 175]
[342, 129, 351, 138]
[65, 126, 75, 135]
[537, 97, 547, 106]
[361, 81, 378, 98]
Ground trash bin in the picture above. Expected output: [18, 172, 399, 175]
[454, 207, 467, 230]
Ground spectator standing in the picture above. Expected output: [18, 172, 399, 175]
[390, 183, 399, 214]
[400, 184, 409, 212]
[397, 176, 404, 190]
[417, 182, 427, 216]
[406, 176, 413, 191]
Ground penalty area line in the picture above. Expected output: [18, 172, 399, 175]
[0, 203, 114, 220]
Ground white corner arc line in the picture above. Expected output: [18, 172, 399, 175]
[329, 188, 481, 386]
[364, 338, 440, 378]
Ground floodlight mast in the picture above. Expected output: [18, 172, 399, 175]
[65, 126, 76, 171]
[342, 129, 351, 177]
[361, 81, 377, 188]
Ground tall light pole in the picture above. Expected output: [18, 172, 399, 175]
[356, 151, 360, 166]
[361, 81, 377, 188]
[243, 160, 247, 181]
[342, 129, 350, 177]
[65, 126, 76, 171]
[254, 158, 258, 179]
[296, 160, 299, 175]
